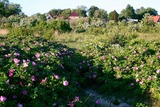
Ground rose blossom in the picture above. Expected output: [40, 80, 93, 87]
[22, 90, 27, 95]
[32, 62, 36, 66]
[9, 69, 15, 77]
[0, 96, 7, 102]
[156, 69, 160, 74]
[26, 47, 30, 51]
[31, 75, 36, 81]
[74, 96, 79, 102]
[54, 74, 59, 79]
[18, 103, 23, 107]
[63, 80, 69, 86]
[23, 62, 28, 68]
[96, 100, 100, 104]
[14, 58, 20, 65]
[35, 53, 40, 58]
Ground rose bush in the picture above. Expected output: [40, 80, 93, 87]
[80, 38, 160, 106]
[0, 35, 87, 106]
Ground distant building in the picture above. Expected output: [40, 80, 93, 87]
[127, 18, 138, 23]
[149, 16, 160, 23]
[45, 13, 64, 20]
[68, 12, 80, 20]
[45, 13, 53, 20]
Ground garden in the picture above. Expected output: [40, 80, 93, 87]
[0, 12, 160, 107]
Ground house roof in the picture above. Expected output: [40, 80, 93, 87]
[150, 16, 160, 22]
[70, 12, 79, 17]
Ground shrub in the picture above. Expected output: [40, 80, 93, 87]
[0, 35, 86, 106]
[81, 38, 160, 106]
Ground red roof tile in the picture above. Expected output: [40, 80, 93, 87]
[150, 16, 160, 22]
[70, 12, 79, 17]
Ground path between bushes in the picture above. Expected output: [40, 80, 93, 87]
[0, 29, 9, 35]
[84, 89, 133, 107]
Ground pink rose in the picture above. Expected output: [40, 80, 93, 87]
[0, 96, 7, 102]
[63, 80, 69, 86]
[14, 58, 20, 65]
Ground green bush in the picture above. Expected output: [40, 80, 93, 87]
[0, 35, 87, 106]
[81, 38, 160, 106]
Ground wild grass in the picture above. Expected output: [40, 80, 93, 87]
[138, 33, 160, 41]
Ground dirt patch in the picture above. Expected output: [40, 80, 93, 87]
[0, 29, 9, 35]
[84, 89, 133, 107]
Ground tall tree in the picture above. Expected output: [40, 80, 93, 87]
[48, 9, 62, 17]
[5, 3, 21, 17]
[0, 0, 9, 16]
[119, 4, 136, 19]
[77, 5, 87, 11]
[0, 0, 22, 17]
[109, 10, 119, 21]
[73, 8, 87, 17]
[94, 9, 108, 19]
[88, 5, 99, 18]
[61, 9, 71, 19]
[136, 7, 158, 20]
[0, 1, 4, 17]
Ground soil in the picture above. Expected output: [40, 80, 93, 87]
[84, 89, 133, 107]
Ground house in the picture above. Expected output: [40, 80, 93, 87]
[127, 19, 138, 23]
[45, 13, 53, 20]
[45, 13, 64, 20]
[68, 12, 80, 20]
[149, 16, 160, 23]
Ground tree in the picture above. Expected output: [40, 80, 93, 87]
[119, 4, 136, 19]
[48, 9, 62, 17]
[94, 9, 108, 19]
[0, 0, 22, 17]
[73, 8, 87, 17]
[48, 20, 72, 33]
[109, 10, 119, 21]
[88, 5, 99, 18]
[141, 13, 155, 26]
[32, 13, 46, 21]
[136, 7, 158, 20]
[5, 3, 22, 17]
[0, 0, 8, 16]
[61, 9, 71, 19]
[77, 5, 87, 11]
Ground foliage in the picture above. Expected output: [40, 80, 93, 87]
[94, 9, 108, 19]
[48, 9, 62, 17]
[138, 13, 160, 33]
[81, 37, 160, 106]
[72, 8, 87, 17]
[119, 4, 136, 19]
[0, 0, 22, 17]
[1, 2, 160, 107]
[47, 20, 72, 33]
[1, 21, 160, 106]
[60, 9, 71, 19]
[109, 10, 119, 22]
[88, 5, 99, 18]
[0, 34, 89, 107]
[136, 7, 158, 20]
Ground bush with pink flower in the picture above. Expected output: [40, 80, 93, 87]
[0, 35, 86, 106]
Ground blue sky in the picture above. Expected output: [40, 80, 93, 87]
[9, 0, 160, 16]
